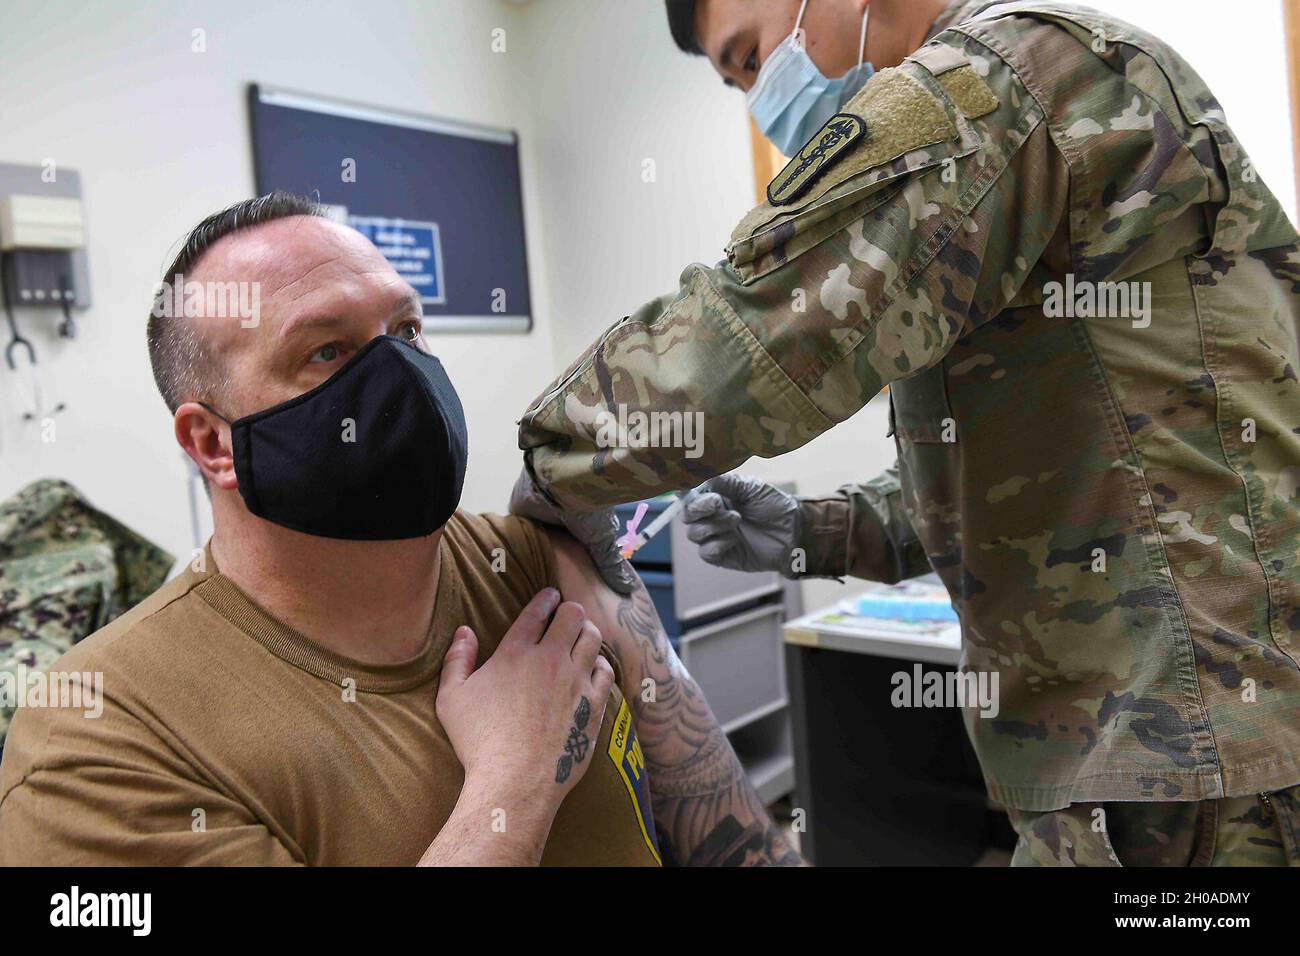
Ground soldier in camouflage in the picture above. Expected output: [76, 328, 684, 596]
[512, 0, 1300, 864]
[0, 479, 174, 751]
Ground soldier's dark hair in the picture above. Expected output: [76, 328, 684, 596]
[146, 191, 325, 414]
[665, 0, 704, 55]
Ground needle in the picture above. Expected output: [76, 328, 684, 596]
[619, 492, 689, 559]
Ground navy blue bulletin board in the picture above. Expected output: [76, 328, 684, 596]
[248, 84, 531, 332]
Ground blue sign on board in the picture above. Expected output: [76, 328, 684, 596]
[349, 216, 446, 305]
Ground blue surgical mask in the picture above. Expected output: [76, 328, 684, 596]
[747, 0, 875, 157]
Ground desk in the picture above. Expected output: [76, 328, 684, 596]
[783, 605, 1014, 865]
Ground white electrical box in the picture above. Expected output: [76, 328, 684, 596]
[0, 194, 86, 250]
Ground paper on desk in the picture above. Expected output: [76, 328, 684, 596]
[784, 577, 962, 663]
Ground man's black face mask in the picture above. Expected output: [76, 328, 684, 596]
[203, 335, 468, 540]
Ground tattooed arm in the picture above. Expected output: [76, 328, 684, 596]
[547, 529, 801, 866]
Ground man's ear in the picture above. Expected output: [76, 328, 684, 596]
[175, 402, 238, 492]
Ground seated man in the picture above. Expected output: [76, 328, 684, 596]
[0, 193, 799, 867]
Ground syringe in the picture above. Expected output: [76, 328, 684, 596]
[617, 492, 689, 560]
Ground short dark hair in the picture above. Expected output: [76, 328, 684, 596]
[665, 0, 704, 55]
[146, 191, 325, 414]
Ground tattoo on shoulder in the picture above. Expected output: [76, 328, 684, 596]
[613, 584, 801, 866]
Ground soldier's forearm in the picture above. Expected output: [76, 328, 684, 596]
[797, 468, 931, 582]
[518, 264, 842, 511]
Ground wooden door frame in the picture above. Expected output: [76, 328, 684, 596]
[749, 118, 786, 207]
[1287, 0, 1300, 215]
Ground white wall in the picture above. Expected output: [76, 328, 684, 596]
[525, 0, 752, 364]
[0, 0, 545, 562]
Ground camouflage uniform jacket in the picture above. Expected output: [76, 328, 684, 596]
[519, 0, 1300, 811]
[0, 479, 174, 750]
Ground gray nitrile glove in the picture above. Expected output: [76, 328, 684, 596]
[507, 467, 638, 595]
[681, 473, 801, 577]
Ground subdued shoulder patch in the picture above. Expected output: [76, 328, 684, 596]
[938, 65, 999, 119]
[767, 113, 867, 207]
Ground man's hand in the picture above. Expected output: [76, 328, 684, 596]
[682, 473, 801, 577]
[508, 466, 637, 594]
[420, 588, 615, 866]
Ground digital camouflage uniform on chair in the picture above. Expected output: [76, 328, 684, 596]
[0, 479, 174, 749]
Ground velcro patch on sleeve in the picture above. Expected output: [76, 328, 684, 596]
[840, 69, 957, 172]
[910, 42, 970, 76]
[938, 65, 999, 119]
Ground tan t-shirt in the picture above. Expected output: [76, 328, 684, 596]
[0, 512, 661, 866]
